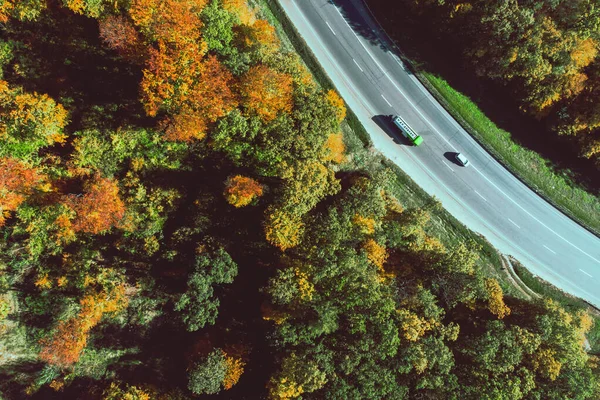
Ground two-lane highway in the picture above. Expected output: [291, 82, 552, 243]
[280, 0, 600, 307]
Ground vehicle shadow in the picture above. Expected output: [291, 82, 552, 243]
[444, 151, 460, 166]
[372, 114, 409, 146]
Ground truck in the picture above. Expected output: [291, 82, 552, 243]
[392, 115, 423, 146]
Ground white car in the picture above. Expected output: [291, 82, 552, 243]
[455, 152, 470, 167]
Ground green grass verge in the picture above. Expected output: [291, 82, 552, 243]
[260, 0, 522, 296]
[512, 259, 600, 353]
[512, 260, 590, 311]
[263, 0, 598, 346]
[382, 159, 518, 295]
[422, 73, 600, 236]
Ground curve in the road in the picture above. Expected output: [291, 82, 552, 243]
[280, 0, 600, 307]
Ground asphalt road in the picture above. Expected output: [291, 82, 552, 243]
[280, 0, 600, 307]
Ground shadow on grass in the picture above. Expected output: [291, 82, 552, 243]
[330, 0, 600, 193]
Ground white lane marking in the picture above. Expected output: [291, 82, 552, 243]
[392, 54, 405, 69]
[474, 190, 487, 202]
[352, 58, 364, 72]
[334, 6, 458, 152]
[319, 3, 600, 267]
[471, 165, 600, 265]
[508, 218, 521, 229]
[579, 269, 593, 278]
[405, 145, 600, 304]
[442, 161, 454, 172]
[333, 3, 600, 265]
[325, 21, 336, 36]
[381, 94, 392, 107]
[340, 2, 600, 266]
[292, 2, 377, 118]
[543, 245, 557, 255]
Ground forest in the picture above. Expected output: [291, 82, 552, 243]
[0, 0, 599, 399]
[382, 0, 600, 170]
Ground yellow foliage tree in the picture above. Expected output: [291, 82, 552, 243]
[397, 309, 432, 342]
[245, 19, 280, 56]
[0, 80, 68, 148]
[484, 278, 511, 319]
[363, 238, 388, 271]
[223, 0, 254, 25]
[570, 38, 598, 69]
[353, 214, 376, 235]
[265, 208, 305, 251]
[532, 348, 562, 381]
[268, 354, 327, 400]
[261, 303, 289, 325]
[103, 381, 153, 400]
[222, 354, 245, 390]
[294, 268, 315, 301]
[322, 133, 346, 164]
[325, 89, 346, 123]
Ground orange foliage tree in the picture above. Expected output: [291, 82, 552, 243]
[160, 109, 208, 142]
[362, 238, 388, 271]
[38, 317, 87, 367]
[64, 175, 125, 234]
[187, 55, 238, 123]
[141, 46, 236, 141]
[39, 285, 129, 367]
[0, 158, 45, 226]
[140, 40, 206, 117]
[99, 15, 144, 61]
[129, 0, 208, 45]
[223, 175, 264, 207]
[239, 65, 293, 122]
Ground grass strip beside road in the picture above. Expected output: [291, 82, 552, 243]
[265, 0, 599, 352]
[512, 259, 600, 353]
[261, 0, 517, 292]
[422, 73, 600, 236]
[261, 0, 372, 148]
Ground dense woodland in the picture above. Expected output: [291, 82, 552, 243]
[0, 0, 599, 399]
[388, 0, 600, 169]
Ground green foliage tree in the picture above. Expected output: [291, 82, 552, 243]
[188, 349, 227, 395]
[174, 246, 238, 331]
[0, 81, 68, 159]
